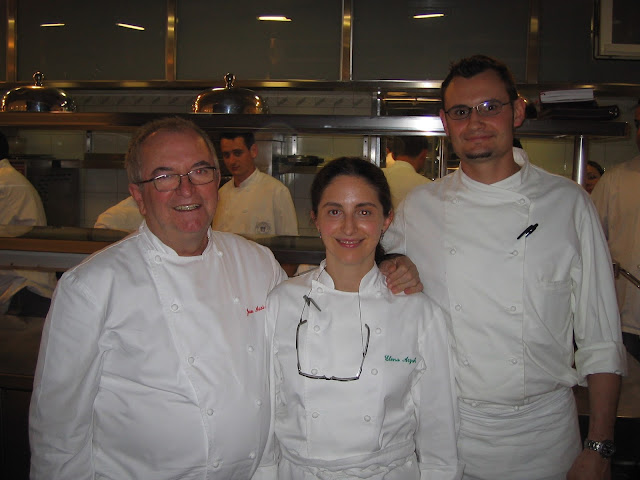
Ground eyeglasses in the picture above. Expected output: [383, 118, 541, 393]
[296, 293, 370, 382]
[135, 166, 217, 192]
[444, 100, 512, 120]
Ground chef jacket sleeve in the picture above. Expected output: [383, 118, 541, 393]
[589, 173, 611, 239]
[415, 301, 464, 480]
[252, 293, 281, 480]
[29, 272, 106, 480]
[572, 199, 626, 381]
[381, 197, 408, 256]
[274, 185, 299, 236]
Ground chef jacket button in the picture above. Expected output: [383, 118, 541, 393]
[511, 250, 519, 256]
[518, 198, 526, 205]
[233, 297, 240, 304]
[316, 287, 324, 294]
[510, 358, 518, 365]
[509, 305, 516, 312]
[217, 250, 224, 257]
[249, 451, 256, 459]
[188, 356, 195, 364]
[450, 248, 456, 255]
[313, 325, 320, 332]
[375, 292, 382, 298]
[375, 327, 382, 335]
[256, 399, 263, 407]
[154, 255, 162, 263]
[207, 409, 214, 416]
[312, 412, 319, 419]
[311, 368, 318, 375]
[471, 401, 478, 407]
[454, 304, 461, 311]
[371, 368, 378, 375]
[513, 406, 520, 411]
[247, 345, 254, 353]
[212, 461, 220, 468]
[171, 304, 179, 312]
[364, 415, 371, 422]
[462, 359, 469, 366]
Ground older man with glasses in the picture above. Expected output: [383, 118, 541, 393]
[383, 55, 626, 480]
[28, 117, 290, 480]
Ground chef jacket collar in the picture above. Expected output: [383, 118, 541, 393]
[139, 220, 214, 258]
[312, 259, 385, 294]
[234, 168, 260, 189]
[458, 147, 531, 193]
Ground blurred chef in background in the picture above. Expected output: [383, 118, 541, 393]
[591, 99, 640, 362]
[94, 195, 143, 232]
[213, 131, 298, 236]
[0, 131, 55, 316]
[382, 136, 431, 208]
[585, 160, 605, 194]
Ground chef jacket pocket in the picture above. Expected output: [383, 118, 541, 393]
[531, 278, 573, 340]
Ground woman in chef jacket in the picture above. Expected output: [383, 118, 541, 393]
[254, 157, 462, 480]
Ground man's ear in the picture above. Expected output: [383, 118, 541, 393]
[250, 143, 259, 160]
[512, 97, 526, 128]
[129, 184, 147, 217]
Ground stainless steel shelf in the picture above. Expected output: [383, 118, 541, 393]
[0, 113, 630, 138]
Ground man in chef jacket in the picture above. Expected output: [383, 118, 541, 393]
[212, 131, 298, 237]
[28, 117, 290, 480]
[591, 99, 640, 363]
[0, 131, 56, 316]
[382, 136, 431, 208]
[383, 55, 626, 480]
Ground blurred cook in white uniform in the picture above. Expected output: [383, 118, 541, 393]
[94, 195, 143, 232]
[213, 131, 298, 236]
[0, 132, 56, 316]
[255, 157, 461, 480]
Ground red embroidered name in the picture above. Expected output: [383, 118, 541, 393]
[246, 305, 266, 316]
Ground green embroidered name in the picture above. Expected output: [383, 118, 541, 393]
[385, 355, 416, 364]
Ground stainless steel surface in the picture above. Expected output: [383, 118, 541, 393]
[613, 261, 640, 289]
[572, 135, 588, 184]
[1, 72, 77, 112]
[0, 226, 325, 269]
[192, 73, 269, 114]
[0, 112, 630, 138]
[341, 0, 353, 82]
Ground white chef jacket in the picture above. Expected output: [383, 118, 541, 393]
[384, 148, 626, 405]
[0, 158, 56, 313]
[591, 155, 640, 335]
[383, 161, 431, 209]
[94, 195, 143, 232]
[29, 223, 288, 480]
[255, 262, 462, 480]
[213, 170, 298, 236]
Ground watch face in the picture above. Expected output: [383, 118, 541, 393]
[600, 440, 616, 458]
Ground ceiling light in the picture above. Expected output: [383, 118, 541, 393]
[258, 16, 292, 22]
[40, 23, 65, 27]
[413, 13, 445, 19]
[116, 23, 145, 31]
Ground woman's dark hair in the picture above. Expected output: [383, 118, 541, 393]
[587, 160, 605, 176]
[311, 156, 392, 264]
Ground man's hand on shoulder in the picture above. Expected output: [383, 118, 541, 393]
[379, 254, 423, 295]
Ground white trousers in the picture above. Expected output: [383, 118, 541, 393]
[458, 388, 582, 480]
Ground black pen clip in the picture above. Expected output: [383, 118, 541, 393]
[517, 223, 538, 240]
[303, 295, 322, 311]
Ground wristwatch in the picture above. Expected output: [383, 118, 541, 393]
[583, 438, 616, 458]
